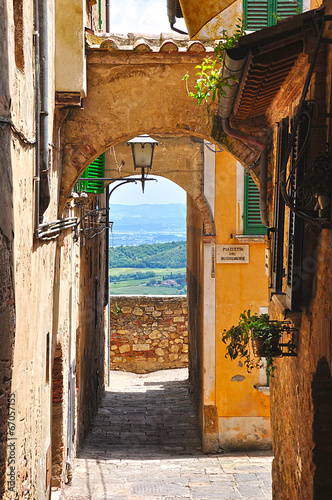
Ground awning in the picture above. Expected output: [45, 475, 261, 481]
[179, 0, 241, 40]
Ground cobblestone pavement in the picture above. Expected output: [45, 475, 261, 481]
[57, 369, 273, 500]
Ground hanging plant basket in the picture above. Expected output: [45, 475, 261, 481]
[252, 334, 282, 358]
[251, 321, 298, 359]
[222, 312, 298, 377]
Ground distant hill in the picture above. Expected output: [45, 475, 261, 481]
[109, 203, 186, 246]
[109, 241, 186, 269]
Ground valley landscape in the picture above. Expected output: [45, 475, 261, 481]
[109, 204, 187, 295]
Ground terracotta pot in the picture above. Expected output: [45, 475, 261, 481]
[252, 334, 282, 358]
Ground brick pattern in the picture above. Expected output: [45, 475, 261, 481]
[109, 296, 188, 373]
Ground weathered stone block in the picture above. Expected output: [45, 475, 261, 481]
[119, 344, 131, 354]
[173, 316, 184, 323]
[133, 307, 143, 315]
[132, 344, 150, 351]
[155, 348, 164, 357]
[149, 330, 161, 339]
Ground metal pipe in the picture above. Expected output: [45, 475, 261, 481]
[38, 0, 50, 220]
[34, 0, 41, 229]
[217, 48, 270, 228]
[105, 0, 110, 32]
[36, 218, 77, 239]
[222, 118, 270, 228]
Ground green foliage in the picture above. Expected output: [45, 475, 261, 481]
[109, 241, 186, 269]
[221, 310, 296, 377]
[112, 302, 121, 316]
[109, 267, 187, 296]
[183, 21, 245, 106]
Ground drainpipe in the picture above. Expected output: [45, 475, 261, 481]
[105, 0, 110, 32]
[218, 48, 270, 228]
[221, 118, 269, 228]
[34, 0, 41, 227]
[38, 0, 50, 220]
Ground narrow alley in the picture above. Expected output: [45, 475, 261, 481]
[57, 369, 273, 500]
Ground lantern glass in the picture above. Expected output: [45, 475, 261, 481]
[127, 134, 159, 170]
[132, 142, 154, 168]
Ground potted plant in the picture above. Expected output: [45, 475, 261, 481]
[302, 143, 332, 218]
[183, 21, 245, 106]
[221, 310, 297, 377]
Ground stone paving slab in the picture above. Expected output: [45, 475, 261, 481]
[56, 369, 273, 500]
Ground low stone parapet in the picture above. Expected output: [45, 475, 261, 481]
[109, 296, 188, 373]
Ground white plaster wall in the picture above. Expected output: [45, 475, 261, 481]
[55, 0, 87, 95]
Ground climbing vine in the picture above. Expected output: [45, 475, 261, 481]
[183, 21, 245, 106]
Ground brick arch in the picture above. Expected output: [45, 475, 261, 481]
[59, 43, 259, 215]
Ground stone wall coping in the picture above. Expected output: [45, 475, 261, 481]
[86, 31, 216, 52]
[110, 295, 187, 300]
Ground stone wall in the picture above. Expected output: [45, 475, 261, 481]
[109, 296, 188, 373]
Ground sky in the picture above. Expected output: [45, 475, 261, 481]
[110, 175, 186, 205]
[109, 0, 187, 205]
[110, 0, 187, 35]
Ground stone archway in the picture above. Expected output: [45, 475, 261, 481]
[104, 135, 216, 237]
[59, 35, 258, 216]
[59, 34, 266, 453]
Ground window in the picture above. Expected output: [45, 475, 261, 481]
[243, 0, 303, 31]
[270, 105, 312, 311]
[271, 117, 288, 294]
[243, 173, 267, 235]
[285, 110, 309, 311]
[77, 153, 105, 194]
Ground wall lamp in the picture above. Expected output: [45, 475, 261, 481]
[127, 134, 158, 192]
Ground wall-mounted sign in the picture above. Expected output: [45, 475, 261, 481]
[216, 245, 249, 264]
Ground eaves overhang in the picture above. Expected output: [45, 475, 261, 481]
[178, 0, 238, 39]
[222, 7, 325, 121]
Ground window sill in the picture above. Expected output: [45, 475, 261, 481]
[271, 293, 302, 328]
[254, 385, 270, 395]
[235, 235, 265, 243]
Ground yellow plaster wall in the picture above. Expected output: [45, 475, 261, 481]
[214, 150, 271, 449]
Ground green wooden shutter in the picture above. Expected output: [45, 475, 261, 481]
[243, 173, 267, 235]
[276, 0, 302, 19]
[243, 0, 302, 31]
[77, 153, 105, 194]
[243, 0, 271, 30]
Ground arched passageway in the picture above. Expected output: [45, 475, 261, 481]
[59, 34, 271, 458]
[59, 35, 260, 214]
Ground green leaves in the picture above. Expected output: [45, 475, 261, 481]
[184, 20, 245, 106]
[221, 309, 296, 377]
